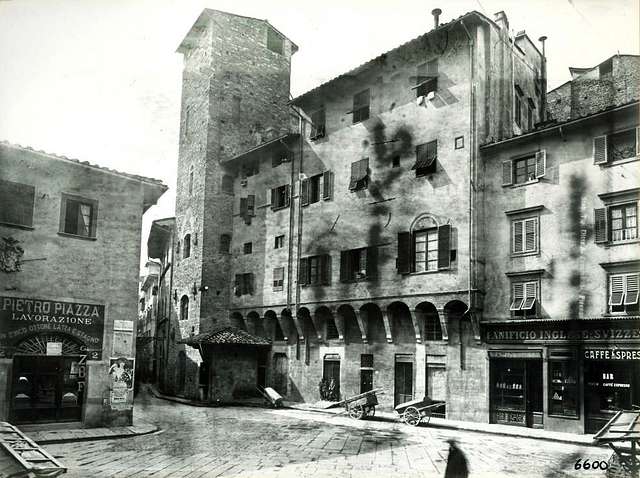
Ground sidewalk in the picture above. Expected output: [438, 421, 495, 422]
[19, 421, 159, 444]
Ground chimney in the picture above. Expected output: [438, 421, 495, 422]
[432, 8, 442, 28]
[493, 11, 509, 31]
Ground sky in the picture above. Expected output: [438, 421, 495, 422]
[0, 0, 638, 271]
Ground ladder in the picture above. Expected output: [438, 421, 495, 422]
[0, 422, 66, 477]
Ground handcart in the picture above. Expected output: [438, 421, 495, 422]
[257, 386, 283, 408]
[395, 396, 445, 426]
[593, 406, 640, 478]
[332, 388, 384, 420]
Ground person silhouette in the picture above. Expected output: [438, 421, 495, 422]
[444, 438, 469, 478]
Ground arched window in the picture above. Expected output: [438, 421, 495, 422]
[221, 175, 234, 194]
[183, 234, 191, 258]
[220, 234, 231, 253]
[424, 313, 443, 341]
[180, 295, 189, 321]
[188, 166, 194, 194]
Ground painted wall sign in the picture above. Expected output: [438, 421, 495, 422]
[488, 350, 542, 359]
[485, 323, 640, 343]
[0, 296, 105, 359]
[583, 349, 640, 361]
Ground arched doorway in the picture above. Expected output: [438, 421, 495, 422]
[11, 333, 86, 423]
[177, 351, 186, 396]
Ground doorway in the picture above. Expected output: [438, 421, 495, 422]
[322, 358, 340, 401]
[177, 351, 186, 396]
[394, 357, 413, 406]
[11, 355, 85, 423]
[490, 358, 543, 428]
[272, 353, 288, 396]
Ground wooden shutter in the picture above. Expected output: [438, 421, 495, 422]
[513, 220, 524, 253]
[594, 208, 608, 243]
[636, 127, 640, 156]
[301, 179, 309, 206]
[524, 281, 537, 299]
[510, 283, 525, 310]
[593, 135, 608, 164]
[609, 275, 625, 306]
[437, 224, 451, 269]
[525, 218, 537, 252]
[322, 170, 333, 200]
[340, 250, 350, 282]
[502, 160, 513, 186]
[366, 246, 378, 278]
[284, 185, 291, 207]
[298, 258, 308, 286]
[247, 195, 255, 216]
[240, 197, 248, 217]
[270, 188, 276, 209]
[625, 274, 640, 305]
[397, 232, 412, 274]
[234, 275, 241, 296]
[321, 255, 331, 285]
[535, 150, 546, 178]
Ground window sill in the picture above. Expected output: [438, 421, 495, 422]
[511, 251, 540, 258]
[599, 156, 640, 167]
[271, 206, 290, 212]
[300, 283, 329, 288]
[604, 239, 640, 248]
[404, 269, 449, 276]
[340, 277, 373, 283]
[57, 231, 97, 241]
[506, 179, 540, 189]
[603, 312, 640, 317]
[0, 222, 34, 231]
[273, 287, 284, 292]
[547, 413, 580, 420]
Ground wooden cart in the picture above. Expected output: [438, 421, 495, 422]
[0, 421, 66, 477]
[257, 387, 283, 408]
[395, 397, 445, 426]
[593, 407, 640, 478]
[332, 388, 384, 420]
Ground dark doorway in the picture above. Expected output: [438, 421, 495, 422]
[526, 360, 543, 428]
[323, 358, 340, 401]
[11, 355, 84, 423]
[272, 353, 288, 396]
[360, 370, 373, 394]
[394, 359, 413, 406]
[257, 351, 267, 390]
[177, 351, 186, 396]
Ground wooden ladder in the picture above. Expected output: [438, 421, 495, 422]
[0, 422, 66, 477]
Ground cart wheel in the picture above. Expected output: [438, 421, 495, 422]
[404, 406, 421, 426]
[349, 405, 365, 420]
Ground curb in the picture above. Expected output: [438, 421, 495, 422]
[33, 425, 160, 445]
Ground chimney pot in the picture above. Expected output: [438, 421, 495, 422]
[432, 8, 442, 28]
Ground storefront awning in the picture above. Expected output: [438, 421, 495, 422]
[179, 326, 271, 347]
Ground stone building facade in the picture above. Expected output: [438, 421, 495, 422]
[0, 142, 166, 427]
[136, 260, 160, 386]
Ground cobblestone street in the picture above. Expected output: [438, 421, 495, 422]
[45, 389, 612, 478]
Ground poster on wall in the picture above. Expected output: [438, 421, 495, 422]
[0, 296, 105, 359]
[109, 357, 134, 410]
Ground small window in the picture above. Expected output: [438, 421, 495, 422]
[270, 185, 290, 210]
[188, 165, 194, 194]
[301, 174, 321, 206]
[608, 273, 639, 314]
[599, 58, 613, 77]
[232, 96, 241, 123]
[240, 195, 256, 224]
[352, 89, 370, 123]
[183, 234, 191, 258]
[234, 273, 254, 296]
[60, 194, 97, 238]
[502, 151, 546, 186]
[392, 156, 400, 168]
[243, 242, 253, 254]
[221, 175, 234, 194]
[220, 234, 231, 253]
[311, 108, 326, 140]
[340, 247, 377, 281]
[413, 140, 437, 176]
[183, 106, 192, 139]
[0, 179, 35, 228]
[361, 354, 374, 368]
[273, 267, 285, 291]
[176, 241, 181, 257]
[512, 217, 538, 254]
[180, 295, 189, 321]
[454, 136, 464, 150]
[514, 88, 523, 128]
[274, 235, 285, 249]
[349, 158, 369, 191]
[299, 254, 331, 286]
[510, 280, 539, 317]
[267, 27, 284, 55]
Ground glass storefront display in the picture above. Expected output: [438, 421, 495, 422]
[548, 349, 579, 418]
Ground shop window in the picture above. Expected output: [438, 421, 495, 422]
[183, 234, 191, 258]
[397, 224, 452, 273]
[548, 355, 579, 417]
[491, 360, 526, 426]
[0, 179, 35, 228]
[243, 242, 252, 254]
[349, 158, 369, 191]
[512, 217, 538, 255]
[510, 280, 539, 317]
[270, 185, 290, 210]
[502, 152, 546, 186]
[412, 140, 437, 177]
[273, 267, 284, 291]
[234, 273, 254, 296]
[274, 234, 285, 249]
[179, 295, 189, 321]
[60, 194, 97, 238]
[311, 107, 326, 140]
[267, 27, 283, 55]
[593, 127, 639, 165]
[299, 254, 331, 286]
[340, 247, 377, 281]
[219, 234, 231, 253]
[608, 273, 639, 314]
[351, 89, 370, 124]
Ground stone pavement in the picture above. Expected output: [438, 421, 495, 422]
[42, 388, 614, 478]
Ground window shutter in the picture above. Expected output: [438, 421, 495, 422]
[270, 188, 276, 209]
[535, 150, 546, 178]
[397, 232, 412, 274]
[284, 185, 291, 207]
[298, 258, 308, 285]
[593, 135, 608, 164]
[234, 275, 241, 296]
[524, 281, 537, 299]
[594, 208, 608, 243]
[323, 170, 333, 200]
[636, 127, 640, 156]
[301, 179, 309, 206]
[340, 250, 350, 282]
[240, 197, 248, 217]
[247, 195, 255, 216]
[502, 160, 513, 186]
[625, 274, 640, 305]
[437, 224, 451, 269]
[321, 255, 331, 285]
[525, 218, 537, 252]
[510, 283, 525, 310]
[609, 275, 625, 306]
[513, 220, 524, 253]
[366, 246, 378, 278]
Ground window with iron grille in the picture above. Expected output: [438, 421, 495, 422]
[512, 217, 538, 255]
[273, 267, 284, 291]
[510, 280, 539, 317]
[60, 194, 98, 238]
[423, 314, 443, 341]
[608, 273, 639, 314]
[349, 158, 369, 191]
[352, 89, 370, 123]
[0, 179, 35, 228]
[361, 354, 374, 368]
[243, 242, 252, 254]
[326, 318, 339, 340]
[412, 140, 437, 176]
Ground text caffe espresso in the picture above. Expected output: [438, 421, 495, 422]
[0, 296, 107, 424]
[483, 319, 640, 434]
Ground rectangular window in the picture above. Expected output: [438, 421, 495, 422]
[232, 96, 241, 123]
[609, 203, 638, 242]
[239, 195, 255, 224]
[301, 174, 322, 206]
[270, 184, 290, 210]
[349, 158, 369, 191]
[340, 247, 377, 281]
[60, 194, 97, 238]
[414, 229, 438, 272]
[311, 108, 326, 140]
[267, 28, 284, 55]
[243, 242, 252, 254]
[361, 354, 374, 368]
[608, 273, 639, 314]
[241, 160, 259, 178]
[413, 140, 437, 176]
[234, 273, 254, 296]
[510, 281, 539, 317]
[512, 217, 538, 254]
[514, 88, 523, 128]
[352, 89, 370, 123]
[273, 267, 284, 291]
[548, 359, 579, 417]
[593, 127, 640, 165]
[397, 225, 451, 274]
[0, 179, 35, 228]
[274, 235, 285, 249]
[299, 254, 331, 286]
[502, 151, 546, 186]
[415, 60, 438, 97]
[514, 156, 536, 184]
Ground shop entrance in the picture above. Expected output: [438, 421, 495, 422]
[11, 355, 85, 424]
[490, 357, 543, 428]
[394, 356, 414, 407]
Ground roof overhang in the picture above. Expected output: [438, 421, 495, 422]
[179, 326, 272, 347]
[223, 132, 299, 164]
[147, 218, 174, 259]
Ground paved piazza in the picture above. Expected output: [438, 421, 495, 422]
[47, 391, 612, 478]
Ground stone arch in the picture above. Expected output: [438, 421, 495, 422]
[297, 307, 318, 342]
[388, 301, 414, 344]
[280, 308, 297, 343]
[410, 213, 440, 232]
[361, 303, 385, 343]
[180, 295, 189, 321]
[315, 306, 338, 341]
[337, 304, 360, 344]
[416, 301, 442, 341]
[265, 310, 284, 342]
[246, 310, 264, 337]
[230, 312, 244, 330]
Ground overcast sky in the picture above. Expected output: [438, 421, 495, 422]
[0, 0, 637, 270]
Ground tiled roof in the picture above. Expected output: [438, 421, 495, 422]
[0, 140, 167, 187]
[180, 326, 271, 346]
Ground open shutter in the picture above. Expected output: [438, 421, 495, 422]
[270, 188, 276, 210]
[234, 275, 241, 296]
[510, 283, 525, 310]
[437, 224, 451, 269]
[513, 220, 523, 253]
[298, 258, 308, 286]
[525, 218, 537, 252]
[594, 208, 608, 243]
[301, 179, 309, 206]
[366, 246, 378, 278]
[535, 150, 546, 178]
[247, 195, 255, 216]
[502, 160, 513, 186]
[593, 135, 608, 164]
[340, 250, 350, 282]
[284, 185, 291, 207]
[625, 274, 640, 305]
[323, 170, 333, 200]
[397, 232, 412, 274]
[609, 275, 625, 306]
[321, 255, 331, 285]
[239, 197, 248, 217]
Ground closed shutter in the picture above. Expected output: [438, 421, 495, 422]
[240, 197, 248, 217]
[340, 250, 350, 282]
[593, 135, 608, 164]
[366, 246, 378, 278]
[397, 232, 412, 274]
[270, 188, 276, 210]
[609, 275, 625, 306]
[437, 224, 451, 269]
[502, 160, 513, 186]
[284, 185, 291, 207]
[234, 275, 241, 296]
[513, 220, 524, 253]
[321, 255, 331, 285]
[594, 208, 608, 243]
[525, 218, 537, 252]
[323, 170, 333, 200]
[247, 195, 255, 216]
[625, 274, 639, 305]
[301, 178, 309, 206]
[246, 273, 255, 295]
[298, 258, 308, 286]
[535, 150, 546, 178]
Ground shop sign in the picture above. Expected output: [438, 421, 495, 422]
[113, 320, 134, 332]
[0, 296, 105, 359]
[485, 325, 640, 343]
[583, 349, 640, 361]
[46, 342, 62, 356]
[488, 350, 542, 359]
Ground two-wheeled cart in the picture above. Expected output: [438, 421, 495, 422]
[331, 388, 384, 420]
[395, 396, 446, 426]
